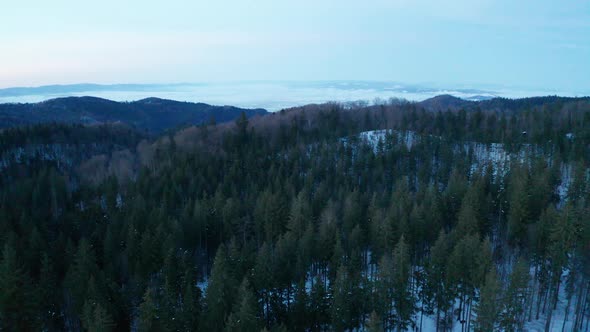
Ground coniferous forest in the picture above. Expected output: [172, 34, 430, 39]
[1, 96, 590, 331]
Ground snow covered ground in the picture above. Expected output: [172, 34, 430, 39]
[355, 130, 577, 203]
[195, 131, 584, 331]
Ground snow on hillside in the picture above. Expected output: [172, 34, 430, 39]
[355, 130, 576, 203]
[557, 163, 572, 204]
[358, 129, 417, 150]
[0, 144, 79, 170]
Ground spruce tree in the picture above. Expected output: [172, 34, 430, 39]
[82, 301, 115, 332]
[474, 269, 501, 332]
[309, 276, 329, 330]
[331, 264, 352, 331]
[366, 311, 384, 332]
[424, 231, 453, 331]
[391, 235, 416, 331]
[376, 253, 394, 330]
[225, 278, 260, 332]
[138, 288, 160, 332]
[0, 243, 24, 329]
[204, 246, 237, 331]
[500, 258, 530, 331]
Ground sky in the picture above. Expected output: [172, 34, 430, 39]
[2, 0, 589, 94]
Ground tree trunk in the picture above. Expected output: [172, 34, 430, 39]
[542, 284, 550, 315]
[537, 282, 545, 320]
[581, 285, 590, 332]
[575, 281, 589, 331]
[419, 299, 424, 332]
[436, 308, 440, 332]
[545, 284, 559, 332]
[467, 297, 473, 332]
[554, 278, 562, 310]
[529, 264, 538, 321]
[545, 302, 554, 332]
[562, 293, 572, 332]
[573, 283, 583, 331]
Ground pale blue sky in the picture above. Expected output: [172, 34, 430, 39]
[2, 0, 589, 93]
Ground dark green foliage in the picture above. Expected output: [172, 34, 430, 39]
[474, 269, 501, 332]
[0, 98, 589, 331]
[500, 258, 530, 331]
[225, 278, 261, 332]
[204, 246, 237, 331]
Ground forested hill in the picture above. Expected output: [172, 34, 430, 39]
[0, 96, 267, 133]
[418, 94, 590, 112]
[1, 96, 590, 331]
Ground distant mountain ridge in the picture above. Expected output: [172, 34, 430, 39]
[417, 94, 590, 112]
[0, 96, 267, 133]
[0, 83, 197, 97]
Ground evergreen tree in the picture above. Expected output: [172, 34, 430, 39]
[331, 264, 352, 331]
[0, 243, 26, 329]
[507, 165, 530, 246]
[500, 258, 530, 331]
[0, 98, 588, 330]
[309, 276, 329, 330]
[474, 269, 501, 332]
[39, 253, 60, 329]
[424, 231, 453, 331]
[65, 238, 99, 316]
[391, 235, 416, 331]
[138, 288, 161, 332]
[375, 253, 394, 330]
[204, 246, 237, 331]
[225, 278, 260, 332]
[291, 279, 309, 331]
[179, 268, 201, 330]
[82, 301, 115, 332]
[366, 311, 384, 332]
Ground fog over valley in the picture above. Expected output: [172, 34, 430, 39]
[0, 81, 583, 111]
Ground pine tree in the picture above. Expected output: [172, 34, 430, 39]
[500, 258, 530, 331]
[507, 165, 530, 246]
[235, 111, 249, 143]
[453, 196, 480, 243]
[292, 279, 309, 331]
[39, 253, 60, 329]
[424, 231, 453, 331]
[309, 276, 329, 330]
[253, 242, 273, 323]
[447, 233, 481, 329]
[225, 278, 260, 332]
[179, 268, 201, 330]
[391, 235, 416, 331]
[0, 243, 24, 329]
[366, 311, 384, 332]
[204, 246, 237, 331]
[331, 264, 352, 331]
[287, 191, 311, 239]
[138, 288, 160, 332]
[474, 269, 501, 332]
[376, 253, 394, 330]
[82, 301, 115, 332]
[65, 238, 99, 315]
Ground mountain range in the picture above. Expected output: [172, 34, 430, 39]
[0, 96, 267, 133]
[1, 94, 589, 135]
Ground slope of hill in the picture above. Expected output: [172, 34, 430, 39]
[0, 96, 267, 133]
[1, 96, 590, 331]
[418, 94, 590, 112]
[417, 94, 475, 111]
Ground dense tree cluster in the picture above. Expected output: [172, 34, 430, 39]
[1, 98, 590, 331]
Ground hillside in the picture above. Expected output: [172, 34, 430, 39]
[0, 96, 267, 133]
[418, 94, 590, 112]
[1, 97, 590, 331]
